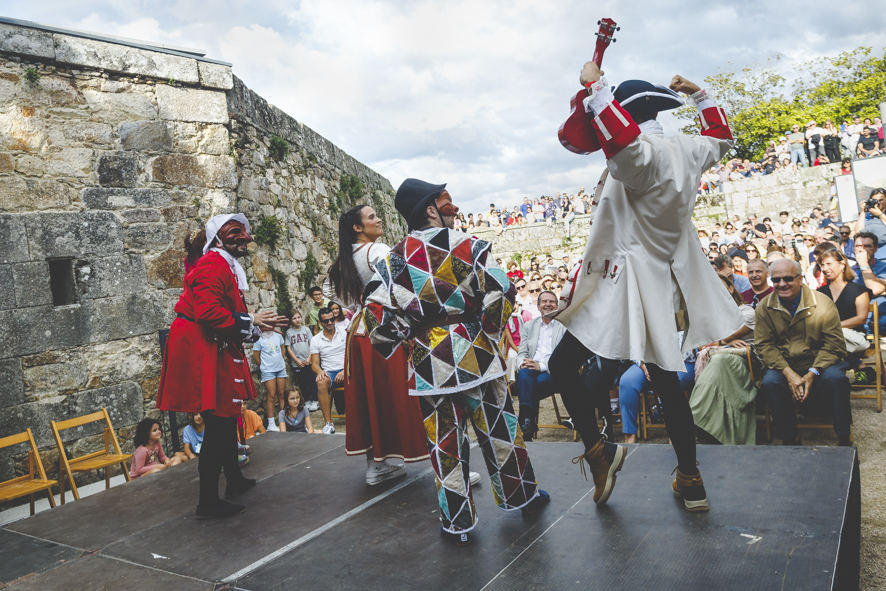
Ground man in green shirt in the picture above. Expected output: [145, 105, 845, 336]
[306, 286, 329, 335]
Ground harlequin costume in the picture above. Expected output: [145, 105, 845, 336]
[362, 179, 546, 539]
[323, 241, 430, 465]
[157, 213, 259, 516]
[549, 77, 743, 510]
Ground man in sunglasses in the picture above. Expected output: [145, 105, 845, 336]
[755, 259, 851, 446]
[839, 225, 854, 260]
[362, 178, 549, 546]
[310, 308, 347, 434]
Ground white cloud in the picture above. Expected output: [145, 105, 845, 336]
[4, 0, 885, 214]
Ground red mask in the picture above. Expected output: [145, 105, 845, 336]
[435, 192, 459, 217]
[216, 221, 252, 258]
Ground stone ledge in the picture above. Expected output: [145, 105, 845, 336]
[0, 22, 54, 59]
[198, 61, 233, 90]
[82, 187, 173, 210]
[156, 85, 228, 123]
[53, 33, 199, 83]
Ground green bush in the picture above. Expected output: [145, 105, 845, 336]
[299, 251, 319, 290]
[24, 68, 41, 84]
[268, 135, 289, 161]
[253, 215, 283, 249]
[269, 265, 293, 316]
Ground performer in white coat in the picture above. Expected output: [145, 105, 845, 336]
[549, 63, 743, 511]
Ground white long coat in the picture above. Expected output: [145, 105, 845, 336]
[555, 131, 743, 372]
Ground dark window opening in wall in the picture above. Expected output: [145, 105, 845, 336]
[48, 258, 77, 306]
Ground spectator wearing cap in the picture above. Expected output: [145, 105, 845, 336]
[728, 247, 749, 277]
[714, 253, 752, 293]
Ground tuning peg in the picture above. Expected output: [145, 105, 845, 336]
[616, 27, 620, 31]
[597, 20, 601, 25]
[612, 38, 617, 42]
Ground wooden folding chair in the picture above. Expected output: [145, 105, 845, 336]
[639, 389, 667, 441]
[851, 303, 883, 412]
[330, 383, 346, 420]
[50, 408, 132, 503]
[535, 395, 578, 441]
[0, 429, 57, 516]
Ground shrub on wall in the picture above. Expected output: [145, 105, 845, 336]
[299, 251, 319, 290]
[268, 135, 289, 161]
[269, 265, 293, 316]
[253, 215, 283, 249]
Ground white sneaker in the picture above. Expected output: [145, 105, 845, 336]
[266, 419, 280, 432]
[366, 462, 406, 485]
[469, 471, 481, 486]
[306, 401, 320, 412]
[322, 422, 335, 434]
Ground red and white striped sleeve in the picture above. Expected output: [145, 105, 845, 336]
[582, 83, 641, 159]
[690, 89, 733, 141]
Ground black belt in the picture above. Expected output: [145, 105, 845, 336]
[176, 313, 196, 323]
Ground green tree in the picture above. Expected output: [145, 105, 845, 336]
[673, 47, 886, 160]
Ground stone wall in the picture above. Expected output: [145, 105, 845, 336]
[471, 217, 590, 266]
[0, 18, 402, 495]
[693, 162, 842, 226]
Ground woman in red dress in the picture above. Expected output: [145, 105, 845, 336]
[324, 205, 430, 485]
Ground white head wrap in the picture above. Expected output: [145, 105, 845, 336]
[204, 213, 251, 291]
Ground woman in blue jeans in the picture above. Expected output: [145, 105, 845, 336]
[619, 359, 696, 444]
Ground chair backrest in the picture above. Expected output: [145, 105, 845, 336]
[0, 428, 50, 486]
[50, 408, 125, 463]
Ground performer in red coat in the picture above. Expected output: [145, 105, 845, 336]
[157, 213, 286, 519]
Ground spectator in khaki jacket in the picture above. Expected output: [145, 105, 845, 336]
[755, 259, 851, 446]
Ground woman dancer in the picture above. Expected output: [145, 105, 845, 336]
[324, 205, 431, 484]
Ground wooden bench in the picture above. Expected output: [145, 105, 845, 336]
[0, 428, 57, 516]
[50, 408, 132, 503]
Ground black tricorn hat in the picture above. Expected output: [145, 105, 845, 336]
[613, 80, 683, 124]
[395, 178, 447, 230]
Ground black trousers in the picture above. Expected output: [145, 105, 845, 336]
[548, 331, 698, 474]
[198, 411, 243, 505]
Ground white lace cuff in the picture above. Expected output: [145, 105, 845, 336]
[685, 88, 716, 111]
[581, 77, 613, 115]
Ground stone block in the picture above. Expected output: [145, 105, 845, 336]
[146, 249, 185, 289]
[124, 223, 173, 251]
[0, 153, 13, 173]
[121, 208, 161, 223]
[54, 34, 199, 84]
[0, 214, 29, 264]
[86, 336, 160, 388]
[198, 125, 230, 155]
[15, 155, 43, 176]
[82, 89, 158, 122]
[198, 62, 234, 90]
[160, 205, 197, 222]
[62, 121, 114, 145]
[25, 211, 124, 259]
[0, 358, 24, 408]
[12, 261, 52, 308]
[82, 293, 167, 344]
[46, 147, 93, 177]
[0, 178, 75, 213]
[150, 154, 237, 188]
[155, 85, 228, 124]
[0, 104, 47, 152]
[23, 352, 88, 399]
[82, 187, 172, 210]
[0, 22, 54, 58]
[96, 150, 139, 187]
[120, 120, 173, 152]
[0, 382, 143, 449]
[0, 265, 13, 311]
[7, 304, 87, 359]
[74, 255, 148, 300]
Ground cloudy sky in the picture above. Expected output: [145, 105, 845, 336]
[6, 1, 886, 214]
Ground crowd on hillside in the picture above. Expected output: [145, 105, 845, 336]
[454, 191, 591, 237]
[698, 116, 884, 194]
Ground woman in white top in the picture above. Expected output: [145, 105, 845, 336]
[324, 205, 430, 484]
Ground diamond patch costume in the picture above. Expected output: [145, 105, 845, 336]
[362, 179, 542, 535]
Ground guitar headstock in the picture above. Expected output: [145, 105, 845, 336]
[591, 18, 619, 67]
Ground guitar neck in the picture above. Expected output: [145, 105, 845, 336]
[591, 48, 605, 68]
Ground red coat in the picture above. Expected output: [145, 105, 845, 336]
[157, 251, 257, 417]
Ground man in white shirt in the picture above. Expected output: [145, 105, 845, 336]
[514, 291, 565, 441]
[310, 307, 347, 434]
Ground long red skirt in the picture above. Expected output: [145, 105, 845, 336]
[345, 330, 429, 463]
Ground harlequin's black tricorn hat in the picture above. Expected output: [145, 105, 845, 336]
[395, 178, 447, 231]
[613, 80, 683, 124]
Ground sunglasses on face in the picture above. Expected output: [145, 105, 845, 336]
[320, 318, 335, 324]
[840, 231, 850, 235]
[771, 274, 800, 284]
[528, 288, 541, 293]
[515, 284, 526, 290]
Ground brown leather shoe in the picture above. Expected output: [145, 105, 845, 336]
[672, 466, 709, 512]
[572, 438, 626, 505]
